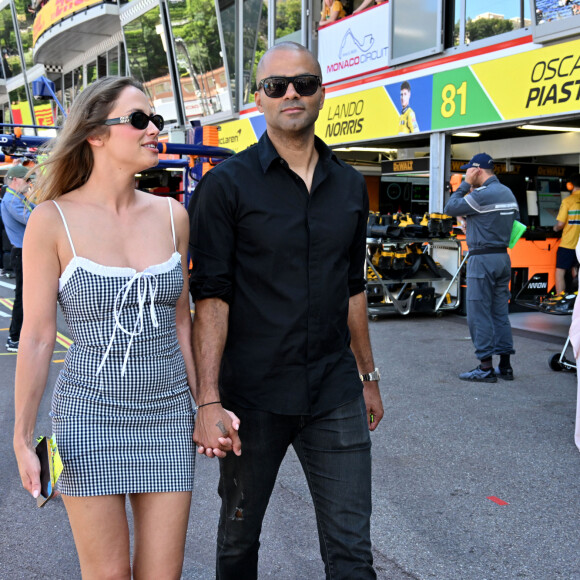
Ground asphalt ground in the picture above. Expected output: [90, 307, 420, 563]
[0, 276, 579, 579]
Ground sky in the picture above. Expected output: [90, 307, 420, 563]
[465, 0, 531, 21]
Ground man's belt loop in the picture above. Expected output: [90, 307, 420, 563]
[469, 247, 507, 256]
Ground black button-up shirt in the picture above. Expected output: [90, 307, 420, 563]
[189, 132, 368, 415]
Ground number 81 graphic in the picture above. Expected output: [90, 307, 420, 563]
[441, 81, 467, 118]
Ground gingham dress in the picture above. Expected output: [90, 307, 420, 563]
[50, 198, 195, 496]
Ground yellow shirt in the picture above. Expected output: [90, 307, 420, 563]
[398, 106, 419, 133]
[557, 191, 580, 249]
[321, 0, 346, 20]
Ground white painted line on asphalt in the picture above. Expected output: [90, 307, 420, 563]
[0, 311, 10, 317]
[0, 281, 15, 289]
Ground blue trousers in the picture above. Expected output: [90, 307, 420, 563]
[216, 395, 375, 580]
[466, 253, 515, 360]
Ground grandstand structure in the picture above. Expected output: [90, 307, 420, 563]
[535, 0, 580, 22]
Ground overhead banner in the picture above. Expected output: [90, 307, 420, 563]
[219, 37, 580, 150]
[33, 0, 105, 45]
[432, 38, 580, 130]
[316, 86, 398, 145]
[470, 39, 580, 120]
[318, 3, 389, 85]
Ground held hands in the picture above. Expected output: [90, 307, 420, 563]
[14, 442, 42, 499]
[362, 381, 384, 431]
[193, 404, 242, 458]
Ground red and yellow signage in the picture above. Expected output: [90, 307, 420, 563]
[11, 102, 55, 128]
[33, 0, 104, 45]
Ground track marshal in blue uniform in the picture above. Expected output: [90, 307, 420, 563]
[445, 153, 520, 383]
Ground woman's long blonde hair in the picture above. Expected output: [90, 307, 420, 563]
[34, 76, 145, 202]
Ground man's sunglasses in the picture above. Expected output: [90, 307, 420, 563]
[257, 75, 322, 98]
[101, 111, 164, 131]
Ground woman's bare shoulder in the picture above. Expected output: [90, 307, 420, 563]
[28, 198, 62, 227]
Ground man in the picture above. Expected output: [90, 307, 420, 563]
[1, 164, 35, 352]
[398, 80, 419, 134]
[553, 173, 580, 294]
[189, 42, 384, 579]
[444, 153, 519, 382]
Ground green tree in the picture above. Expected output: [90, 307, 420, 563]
[168, 0, 222, 72]
[466, 18, 513, 43]
[275, 0, 302, 40]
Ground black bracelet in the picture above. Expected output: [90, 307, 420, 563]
[195, 401, 221, 411]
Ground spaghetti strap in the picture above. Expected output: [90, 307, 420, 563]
[167, 197, 177, 252]
[52, 200, 77, 257]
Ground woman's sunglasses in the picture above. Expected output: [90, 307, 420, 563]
[257, 74, 322, 98]
[101, 111, 164, 131]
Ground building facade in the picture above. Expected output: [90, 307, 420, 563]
[1, 0, 579, 219]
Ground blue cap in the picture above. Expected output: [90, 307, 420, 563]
[460, 153, 494, 170]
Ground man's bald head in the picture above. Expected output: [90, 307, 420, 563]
[256, 42, 322, 84]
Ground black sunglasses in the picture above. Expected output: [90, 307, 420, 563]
[257, 75, 322, 98]
[101, 111, 164, 131]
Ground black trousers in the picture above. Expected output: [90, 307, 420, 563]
[9, 247, 22, 342]
[216, 395, 375, 580]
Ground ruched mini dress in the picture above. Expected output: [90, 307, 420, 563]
[50, 198, 195, 496]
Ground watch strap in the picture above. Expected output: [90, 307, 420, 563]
[360, 367, 380, 382]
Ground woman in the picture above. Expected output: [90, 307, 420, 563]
[320, 0, 346, 23]
[13, 77, 237, 578]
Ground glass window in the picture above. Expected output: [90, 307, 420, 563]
[390, 0, 442, 64]
[73, 66, 83, 98]
[0, 5, 18, 77]
[243, 0, 267, 104]
[531, 0, 580, 43]
[98, 54, 107, 78]
[167, 0, 233, 120]
[2, 104, 11, 131]
[49, 74, 67, 125]
[218, 0, 236, 110]
[63, 72, 74, 111]
[275, 0, 301, 44]
[9, 85, 29, 129]
[464, 1, 530, 44]
[87, 61, 98, 85]
[119, 42, 126, 76]
[108, 46, 119, 76]
[13, 0, 34, 70]
[123, 6, 174, 122]
[451, 0, 460, 47]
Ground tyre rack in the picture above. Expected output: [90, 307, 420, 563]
[365, 237, 464, 317]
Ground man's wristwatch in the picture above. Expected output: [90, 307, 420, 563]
[360, 367, 381, 382]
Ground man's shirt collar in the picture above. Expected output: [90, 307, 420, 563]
[257, 130, 336, 174]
